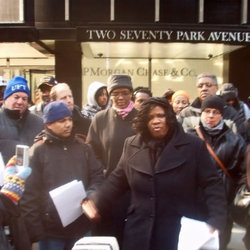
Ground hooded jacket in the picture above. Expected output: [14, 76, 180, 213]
[82, 81, 107, 119]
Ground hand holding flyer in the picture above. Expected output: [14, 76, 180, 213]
[49, 180, 86, 227]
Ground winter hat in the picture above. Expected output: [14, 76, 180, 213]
[38, 76, 58, 89]
[43, 101, 72, 124]
[0, 76, 7, 86]
[87, 81, 106, 106]
[4, 76, 30, 100]
[201, 95, 225, 114]
[171, 90, 190, 103]
[107, 74, 133, 94]
[219, 83, 238, 101]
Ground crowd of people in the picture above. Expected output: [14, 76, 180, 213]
[0, 72, 249, 250]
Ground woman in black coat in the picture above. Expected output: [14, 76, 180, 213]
[82, 97, 227, 250]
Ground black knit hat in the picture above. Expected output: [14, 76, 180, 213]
[107, 74, 133, 94]
[219, 83, 238, 101]
[201, 95, 225, 114]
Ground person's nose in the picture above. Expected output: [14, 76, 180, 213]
[179, 103, 185, 108]
[117, 94, 125, 99]
[65, 120, 72, 127]
[16, 98, 24, 104]
[66, 96, 72, 102]
[152, 117, 160, 123]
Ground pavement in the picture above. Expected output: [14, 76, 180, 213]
[228, 223, 247, 250]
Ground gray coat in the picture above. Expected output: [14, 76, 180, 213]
[87, 107, 137, 176]
[92, 126, 227, 250]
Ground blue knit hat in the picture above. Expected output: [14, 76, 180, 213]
[4, 76, 30, 100]
[43, 101, 72, 124]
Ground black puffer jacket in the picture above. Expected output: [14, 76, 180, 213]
[20, 129, 104, 243]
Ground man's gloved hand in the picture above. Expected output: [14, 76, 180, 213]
[1, 156, 31, 204]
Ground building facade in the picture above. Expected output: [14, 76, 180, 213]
[0, 0, 249, 106]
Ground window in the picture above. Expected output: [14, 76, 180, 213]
[0, 0, 24, 23]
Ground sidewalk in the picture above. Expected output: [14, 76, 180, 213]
[228, 223, 246, 250]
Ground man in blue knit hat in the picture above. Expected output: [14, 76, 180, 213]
[0, 76, 44, 164]
[20, 101, 103, 250]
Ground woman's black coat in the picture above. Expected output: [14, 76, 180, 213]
[91, 126, 227, 250]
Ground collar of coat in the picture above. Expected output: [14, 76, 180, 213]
[191, 97, 202, 109]
[126, 125, 192, 175]
[34, 128, 75, 146]
[3, 107, 29, 120]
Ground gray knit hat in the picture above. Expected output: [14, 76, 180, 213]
[107, 74, 133, 94]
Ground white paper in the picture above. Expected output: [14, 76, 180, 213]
[178, 217, 219, 250]
[49, 180, 86, 227]
[0, 153, 5, 186]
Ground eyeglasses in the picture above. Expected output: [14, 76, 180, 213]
[203, 109, 221, 116]
[197, 82, 217, 88]
[110, 91, 131, 98]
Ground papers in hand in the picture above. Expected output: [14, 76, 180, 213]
[178, 217, 219, 250]
[49, 180, 86, 227]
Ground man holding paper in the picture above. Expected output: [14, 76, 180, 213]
[20, 101, 104, 250]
